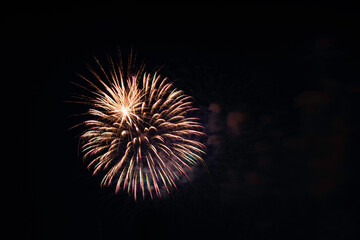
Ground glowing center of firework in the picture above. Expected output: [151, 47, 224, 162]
[121, 106, 129, 116]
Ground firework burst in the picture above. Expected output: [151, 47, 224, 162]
[74, 53, 207, 200]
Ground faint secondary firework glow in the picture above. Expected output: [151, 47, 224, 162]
[74, 53, 207, 200]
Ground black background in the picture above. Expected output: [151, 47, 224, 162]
[5, 2, 360, 240]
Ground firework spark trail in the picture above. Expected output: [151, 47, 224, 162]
[75, 54, 207, 200]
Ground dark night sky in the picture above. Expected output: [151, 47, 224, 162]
[5, 3, 360, 240]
